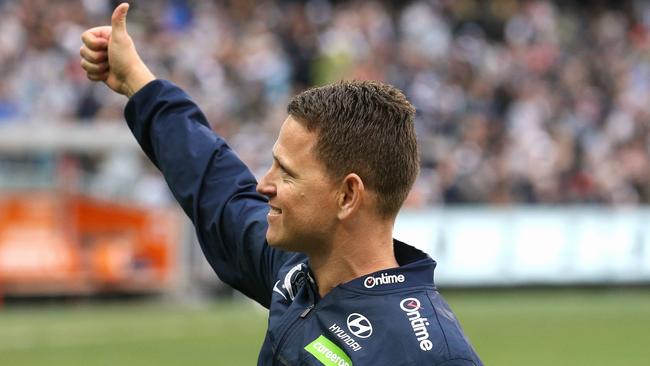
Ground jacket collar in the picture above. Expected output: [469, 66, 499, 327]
[339, 240, 436, 292]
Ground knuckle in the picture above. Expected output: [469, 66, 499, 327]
[85, 50, 97, 62]
[93, 51, 107, 63]
[84, 51, 96, 62]
[88, 72, 106, 81]
[81, 33, 94, 47]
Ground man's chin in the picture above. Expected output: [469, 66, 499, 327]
[266, 233, 299, 252]
[266, 232, 283, 248]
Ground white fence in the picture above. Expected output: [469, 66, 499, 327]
[395, 207, 650, 286]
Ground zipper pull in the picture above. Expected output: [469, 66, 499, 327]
[300, 304, 314, 318]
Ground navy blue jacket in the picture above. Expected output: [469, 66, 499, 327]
[124, 80, 483, 366]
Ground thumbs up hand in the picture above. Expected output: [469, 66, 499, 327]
[80, 3, 155, 97]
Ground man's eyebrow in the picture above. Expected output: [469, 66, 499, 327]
[272, 152, 298, 177]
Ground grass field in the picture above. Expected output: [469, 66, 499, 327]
[0, 289, 648, 365]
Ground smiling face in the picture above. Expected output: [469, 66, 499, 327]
[256, 116, 340, 252]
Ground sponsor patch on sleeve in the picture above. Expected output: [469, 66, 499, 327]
[304, 335, 353, 366]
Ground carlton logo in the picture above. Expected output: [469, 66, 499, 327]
[399, 297, 433, 352]
[363, 273, 405, 289]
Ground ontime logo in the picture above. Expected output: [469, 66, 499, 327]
[363, 273, 405, 288]
[399, 297, 433, 351]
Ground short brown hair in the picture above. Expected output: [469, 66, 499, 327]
[287, 80, 419, 217]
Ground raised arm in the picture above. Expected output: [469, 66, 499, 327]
[79, 3, 290, 307]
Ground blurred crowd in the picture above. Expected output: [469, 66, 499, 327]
[1, 0, 650, 206]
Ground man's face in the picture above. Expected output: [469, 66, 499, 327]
[256, 116, 339, 252]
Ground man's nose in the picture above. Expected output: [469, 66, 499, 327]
[256, 172, 276, 197]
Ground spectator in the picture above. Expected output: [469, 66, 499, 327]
[1, 0, 649, 206]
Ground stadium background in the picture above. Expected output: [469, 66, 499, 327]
[0, 0, 649, 365]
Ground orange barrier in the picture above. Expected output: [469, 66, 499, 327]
[0, 191, 180, 296]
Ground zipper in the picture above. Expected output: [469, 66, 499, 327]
[300, 304, 314, 318]
[273, 303, 315, 366]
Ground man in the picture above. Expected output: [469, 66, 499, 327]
[80, 3, 483, 365]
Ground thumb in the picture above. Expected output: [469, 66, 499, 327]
[111, 3, 130, 36]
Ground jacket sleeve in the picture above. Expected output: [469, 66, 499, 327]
[124, 79, 290, 308]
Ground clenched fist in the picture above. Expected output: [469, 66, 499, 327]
[80, 3, 155, 97]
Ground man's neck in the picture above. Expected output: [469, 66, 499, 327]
[308, 224, 398, 298]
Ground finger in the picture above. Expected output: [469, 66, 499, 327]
[81, 27, 110, 51]
[111, 3, 130, 37]
[79, 46, 108, 63]
[85, 25, 112, 39]
[87, 72, 109, 82]
[80, 58, 109, 74]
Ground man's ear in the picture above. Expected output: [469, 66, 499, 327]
[337, 173, 364, 220]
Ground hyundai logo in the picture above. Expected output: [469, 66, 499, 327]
[346, 313, 373, 339]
